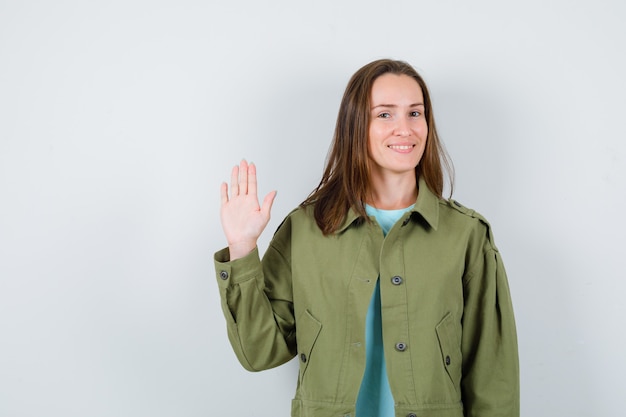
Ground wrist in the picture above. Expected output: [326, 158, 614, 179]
[228, 241, 257, 260]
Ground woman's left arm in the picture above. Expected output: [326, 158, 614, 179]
[461, 222, 520, 417]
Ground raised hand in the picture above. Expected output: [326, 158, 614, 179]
[220, 160, 277, 260]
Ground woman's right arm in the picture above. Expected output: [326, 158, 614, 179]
[215, 160, 296, 371]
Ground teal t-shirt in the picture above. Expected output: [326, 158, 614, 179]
[355, 204, 414, 417]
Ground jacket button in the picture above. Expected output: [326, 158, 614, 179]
[445, 355, 451, 365]
[407, 414, 417, 417]
[391, 276, 403, 285]
[219, 270, 229, 280]
[395, 342, 407, 352]
[300, 353, 307, 363]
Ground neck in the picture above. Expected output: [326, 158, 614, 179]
[367, 172, 418, 210]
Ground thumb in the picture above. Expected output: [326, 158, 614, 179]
[261, 190, 277, 219]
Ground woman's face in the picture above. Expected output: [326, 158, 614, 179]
[367, 73, 427, 180]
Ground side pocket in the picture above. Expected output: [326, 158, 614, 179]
[291, 399, 301, 416]
[435, 312, 462, 393]
[297, 309, 322, 382]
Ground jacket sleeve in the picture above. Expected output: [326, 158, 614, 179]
[461, 222, 520, 417]
[213, 217, 296, 372]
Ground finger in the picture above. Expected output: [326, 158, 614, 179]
[261, 190, 277, 219]
[239, 159, 248, 195]
[248, 162, 258, 198]
[220, 182, 228, 205]
[230, 164, 239, 196]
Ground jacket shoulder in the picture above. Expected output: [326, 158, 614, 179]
[271, 205, 317, 238]
[443, 198, 499, 252]
[445, 198, 488, 222]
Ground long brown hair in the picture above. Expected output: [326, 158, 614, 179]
[301, 59, 453, 235]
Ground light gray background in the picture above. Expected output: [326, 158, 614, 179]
[1, 1, 625, 416]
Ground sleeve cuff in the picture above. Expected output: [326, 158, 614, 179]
[214, 246, 262, 288]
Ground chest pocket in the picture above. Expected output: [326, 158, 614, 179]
[297, 309, 322, 382]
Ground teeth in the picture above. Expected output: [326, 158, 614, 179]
[388, 145, 414, 150]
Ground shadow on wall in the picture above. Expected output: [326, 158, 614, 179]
[509, 237, 595, 416]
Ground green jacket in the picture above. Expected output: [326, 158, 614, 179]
[214, 178, 519, 417]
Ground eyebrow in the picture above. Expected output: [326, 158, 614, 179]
[371, 103, 425, 110]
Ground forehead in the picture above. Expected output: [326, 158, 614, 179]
[370, 73, 424, 104]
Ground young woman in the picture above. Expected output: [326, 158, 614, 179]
[215, 59, 519, 417]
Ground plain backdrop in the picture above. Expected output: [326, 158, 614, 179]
[1, 1, 625, 416]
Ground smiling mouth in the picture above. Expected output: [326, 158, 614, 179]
[388, 145, 415, 150]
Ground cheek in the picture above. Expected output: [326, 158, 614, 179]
[416, 120, 428, 137]
[367, 126, 379, 152]
[368, 123, 387, 144]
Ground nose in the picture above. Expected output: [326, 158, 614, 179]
[394, 116, 411, 136]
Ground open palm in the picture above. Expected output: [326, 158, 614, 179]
[220, 160, 276, 260]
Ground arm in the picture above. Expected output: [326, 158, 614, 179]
[461, 225, 520, 417]
[214, 236, 296, 371]
[214, 160, 295, 371]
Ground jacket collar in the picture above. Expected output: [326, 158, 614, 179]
[412, 176, 440, 231]
[337, 176, 440, 233]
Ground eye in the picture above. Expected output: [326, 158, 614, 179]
[410, 111, 421, 117]
[377, 112, 391, 119]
